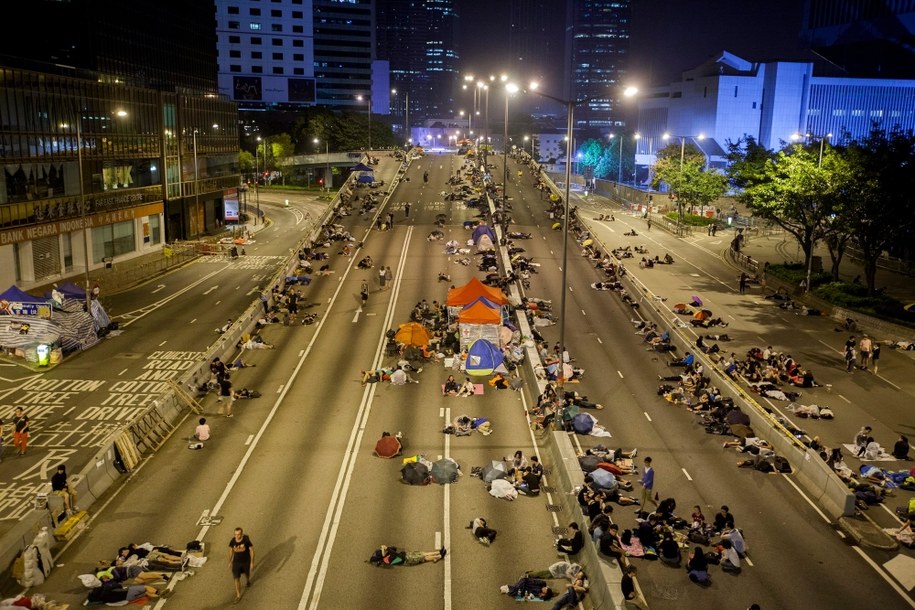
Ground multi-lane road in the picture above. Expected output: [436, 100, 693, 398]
[8, 151, 914, 609]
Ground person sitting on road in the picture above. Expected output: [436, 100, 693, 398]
[443, 375, 461, 395]
[659, 531, 682, 565]
[456, 377, 476, 397]
[718, 526, 747, 556]
[194, 418, 210, 441]
[893, 435, 911, 460]
[717, 539, 741, 572]
[713, 506, 735, 534]
[555, 522, 584, 555]
[686, 546, 710, 584]
[669, 352, 695, 368]
[51, 464, 78, 515]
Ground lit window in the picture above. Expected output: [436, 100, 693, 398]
[250, 23, 261, 30]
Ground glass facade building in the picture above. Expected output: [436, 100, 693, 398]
[0, 66, 239, 288]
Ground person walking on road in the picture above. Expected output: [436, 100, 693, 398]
[738, 273, 748, 295]
[228, 527, 254, 604]
[638, 457, 658, 511]
[646, 218, 652, 231]
[384, 266, 393, 289]
[13, 407, 29, 456]
[404, 202, 411, 218]
[378, 265, 387, 291]
[872, 343, 881, 374]
[360, 280, 369, 307]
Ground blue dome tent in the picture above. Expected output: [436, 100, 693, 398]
[464, 339, 505, 377]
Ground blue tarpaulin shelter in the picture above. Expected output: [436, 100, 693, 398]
[0, 286, 46, 304]
[464, 339, 504, 377]
[471, 224, 496, 245]
[356, 174, 375, 183]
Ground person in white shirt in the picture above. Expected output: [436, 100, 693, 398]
[194, 418, 210, 441]
[719, 526, 746, 556]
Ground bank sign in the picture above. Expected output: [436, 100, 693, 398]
[0, 300, 52, 319]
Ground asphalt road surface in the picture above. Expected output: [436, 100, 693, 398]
[9, 152, 913, 609]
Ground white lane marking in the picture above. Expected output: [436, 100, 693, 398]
[215, 300, 221, 306]
[617, 371, 623, 378]
[302, 227, 416, 610]
[277, 385, 284, 393]
[596, 337, 603, 344]
[851, 547, 915, 608]
[581, 309, 586, 316]
[62, 406, 76, 417]
[781, 472, 831, 523]
[203, 285, 218, 295]
[236, 286, 241, 290]
[443, 404, 453, 610]
[352, 307, 362, 323]
[151, 284, 166, 294]
[818, 339, 841, 354]
[245, 435, 254, 446]
[118, 368, 128, 376]
[838, 394, 851, 403]
[744, 556, 754, 567]
[158, 340, 167, 346]
[298, 350, 305, 357]
[439, 407, 445, 417]
[246, 288, 257, 296]
[682, 468, 693, 481]
[190, 318, 196, 324]
[644, 412, 652, 421]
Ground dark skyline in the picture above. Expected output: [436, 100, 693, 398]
[457, 0, 804, 89]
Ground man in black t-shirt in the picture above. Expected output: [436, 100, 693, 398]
[228, 528, 254, 603]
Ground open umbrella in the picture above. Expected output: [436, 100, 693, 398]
[431, 458, 460, 484]
[691, 295, 703, 307]
[590, 468, 618, 491]
[357, 174, 375, 183]
[394, 322, 431, 347]
[480, 460, 510, 482]
[401, 462, 430, 485]
[582, 238, 593, 247]
[571, 412, 595, 435]
[374, 435, 402, 459]
[578, 454, 601, 473]
[693, 310, 710, 321]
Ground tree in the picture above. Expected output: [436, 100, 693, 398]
[837, 127, 915, 293]
[736, 144, 838, 276]
[726, 136, 776, 190]
[238, 150, 254, 175]
[651, 142, 727, 219]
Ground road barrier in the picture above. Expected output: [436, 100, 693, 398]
[580, 209, 855, 519]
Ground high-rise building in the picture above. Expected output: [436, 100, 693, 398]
[0, 0, 239, 289]
[314, 0, 375, 108]
[215, 0, 317, 109]
[801, 0, 915, 78]
[377, 0, 460, 126]
[567, 0, 632, 130]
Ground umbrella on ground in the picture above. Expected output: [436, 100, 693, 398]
[590, 468, 618, 491]
[691, 295, 703, 307]
[728, 423, 754, 438]
[693, 310, 711, 321]
[571, 413, 595, 435]
[481, 460, 511, 482]
[578, 454, 601, 473]
[431, 458, 460, 484]
[401, 462, 430, 485]
[351, 163, 373, 171]
[374, 435, 402, 459]
[394, 322, 431, 346]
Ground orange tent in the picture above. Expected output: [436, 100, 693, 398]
[446, 277, 509, 307]
[458, 301, 501, 324]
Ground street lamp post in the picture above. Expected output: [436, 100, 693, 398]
[71, 106, 92, 312]
[502, 82, 518, 204]
[254, 136, 262, 225]
[609, 133, 625, 184]
[792, 131, 832, 293]
[314, 137, 330, 190]
[662, 132, 705, 235]
[523, 85, 578, 375]
[357, 95, 372, 151]
[392, 89, 409, 143]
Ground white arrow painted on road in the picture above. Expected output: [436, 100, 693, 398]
[151, 284, 166, 294]
[352, 308, 362, 323]
[203, 285, 219, 295]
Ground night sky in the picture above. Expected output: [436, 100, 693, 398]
[457, 0, 806, 87]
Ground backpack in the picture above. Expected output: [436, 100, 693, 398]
[774, 456, 792, 473]
[755, 460, 774, 473]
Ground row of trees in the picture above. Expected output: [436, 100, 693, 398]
[728, 128, 915, 295]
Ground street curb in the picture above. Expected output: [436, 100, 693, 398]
[837, 515, 899, 551]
